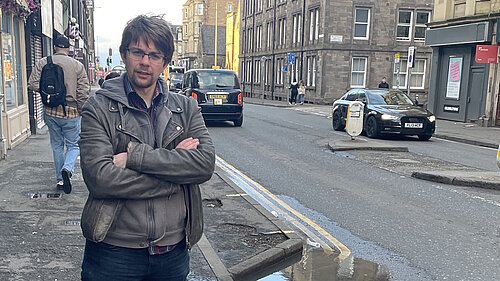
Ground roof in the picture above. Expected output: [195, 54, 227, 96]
[201, 25, 226, 55]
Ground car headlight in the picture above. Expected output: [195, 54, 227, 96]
[381, 114, 400, 121]
[427, 115, 436, 122]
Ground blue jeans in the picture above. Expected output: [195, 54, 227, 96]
[298, 94, 304, 103]
[81, 239, 190, 281]
[44, 115, 81, 181]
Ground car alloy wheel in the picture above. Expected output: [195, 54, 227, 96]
[365, 116, 378, 138]
[332, 111, 345, 131]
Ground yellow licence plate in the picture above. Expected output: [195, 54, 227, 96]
[214, 98, 223, 105]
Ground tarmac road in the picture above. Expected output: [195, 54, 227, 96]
[207, 103, 500, 280]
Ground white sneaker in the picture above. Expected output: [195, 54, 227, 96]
[56, 180, 64, 189]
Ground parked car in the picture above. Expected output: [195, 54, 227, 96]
[181, 69, 243, 127]
[111, 65, 126, 75]
[332, 89, 436, 140]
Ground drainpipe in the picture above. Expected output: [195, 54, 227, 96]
[0, 92, 6, 159]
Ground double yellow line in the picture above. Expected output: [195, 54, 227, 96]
[216, 156, 351, 261]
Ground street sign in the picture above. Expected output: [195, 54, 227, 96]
[408, 46, 416, 68]
[282, 65, 288, 72]
[395, 53, 400, 64]
[475, 45, 498, 63]
[288, 52, 295, 65]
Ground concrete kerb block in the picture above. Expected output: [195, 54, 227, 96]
[452, 178, 500, 190]
[276, 238, 303, 256]
[411, 171, 454, 185]
[228, 247, 284, 279]
[327, 139, 409, 152]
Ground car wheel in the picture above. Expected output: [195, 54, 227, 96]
[332, 111, 345, 131]
[234, 116, 243, 127]
[418, 134, 432, 141]
[365, 116, 379, 138]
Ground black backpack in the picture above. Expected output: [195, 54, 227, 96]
[39, 56, 67, 115]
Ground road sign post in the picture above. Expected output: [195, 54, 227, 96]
[407, 47, 416, 98]
[395, 53, 400, 89]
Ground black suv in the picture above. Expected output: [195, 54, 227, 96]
[181, 69, 243, 127]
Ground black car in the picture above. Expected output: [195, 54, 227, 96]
[181, 69, 243, 127]
[332, 89, 436, 140]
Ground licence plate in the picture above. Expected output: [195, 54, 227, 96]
[404, 123, 423, 128]
[214, 98, 223, 105]
[209, 94, 227, 100]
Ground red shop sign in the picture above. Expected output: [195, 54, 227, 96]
[475, 45, 498, 64]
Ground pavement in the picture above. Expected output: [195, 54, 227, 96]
[0, 126, 303, 280]
[244, 97, 500, 190]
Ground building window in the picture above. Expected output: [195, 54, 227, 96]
[291, 57, 300, 82]
[268, 0, 272, 8]
[256, 25, 262, 50]
[194, 40, 198, 53]
[397, 10, 412, 40]
[292, 13, 302, 45]
[184, 24, 188, 36]
[254, 59, 261, 83]
[247, 60, 252, 83]
[185, 8, 188, 18]
[178, 45, 182, 54]
[267, 22, 273, 50]
[278, 18, 286, 47]
[354, 8, 370, 40]
[228, 3, 232, 12]
[247, 0, 253, 15]
[309, 8, 320, 43]
[351, 57, 367, 88]
[415, 11, 430, 41]
[276, 58, 284, 85]
[410, 59, 426, 89]
[196, 4, 204, 15]
[306, 56, 317, 87]
[194, 22, 200, 35]
[393, 59, 408, 89]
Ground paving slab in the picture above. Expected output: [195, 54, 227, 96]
[411, 170, 500, 190]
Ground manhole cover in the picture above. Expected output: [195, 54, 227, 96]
[28, 192, 63, 199]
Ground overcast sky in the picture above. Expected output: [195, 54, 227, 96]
[94, 0, 184, 68]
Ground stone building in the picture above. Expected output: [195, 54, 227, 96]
[426, 0, 500, 126]
[240, 0, 434, 105]
[181, 0, 239, 69]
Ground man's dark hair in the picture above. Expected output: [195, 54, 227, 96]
[119, 15, 174, 66]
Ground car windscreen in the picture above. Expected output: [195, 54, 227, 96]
[169, 73, 183, 81]
[195, 72, 238, 89]
[367, 91, 414, 105]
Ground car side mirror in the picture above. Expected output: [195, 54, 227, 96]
[176, 82, 182, 89]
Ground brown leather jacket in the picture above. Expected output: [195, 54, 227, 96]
[79, 75, 215, 249]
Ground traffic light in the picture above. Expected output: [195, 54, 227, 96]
[107, 57, 112, 67]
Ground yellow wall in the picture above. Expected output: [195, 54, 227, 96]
[433, 0, 500, 22]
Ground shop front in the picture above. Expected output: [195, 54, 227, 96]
[0, 8, 30, 153]
[426, 21, 492, 124]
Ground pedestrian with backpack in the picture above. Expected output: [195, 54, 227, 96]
[28, 36, 89, 194]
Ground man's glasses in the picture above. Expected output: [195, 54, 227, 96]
[127, 48, 165, 65]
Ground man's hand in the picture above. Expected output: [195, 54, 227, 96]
[113, 152, 128, 168]
[176, 137, 199, 150]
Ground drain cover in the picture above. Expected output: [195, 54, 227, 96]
[28, 192, 63, 199]
[64, 220, 81, 226]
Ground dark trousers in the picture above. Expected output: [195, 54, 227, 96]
[81, 239, 189, 281]
[290, 91, 298, 104]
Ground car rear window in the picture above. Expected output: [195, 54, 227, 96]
[195, 72, 239, 89]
